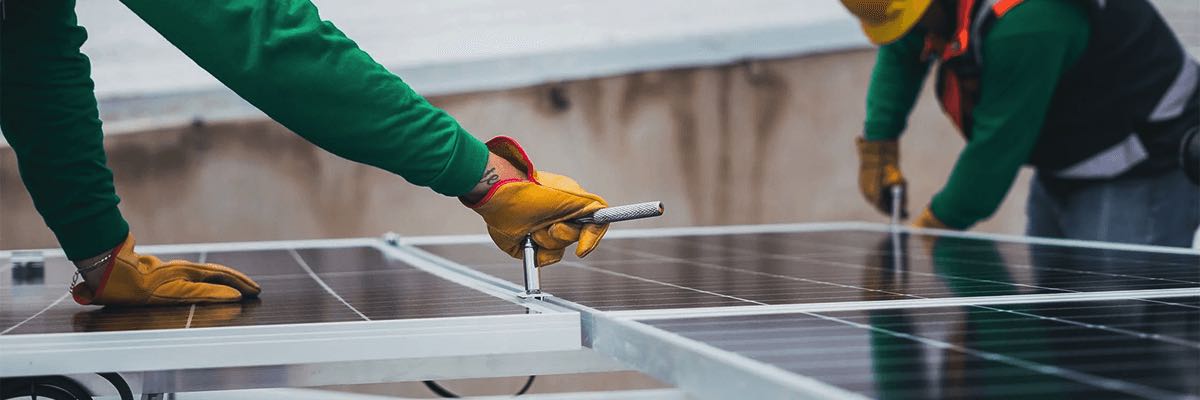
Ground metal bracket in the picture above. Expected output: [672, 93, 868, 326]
[516, 291, 553, 300]
[381, 231, 402, 247]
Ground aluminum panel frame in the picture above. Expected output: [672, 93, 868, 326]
[1, 312, 581, 378]
[585, 312, 865, 400]
[127, 349, 626, 394]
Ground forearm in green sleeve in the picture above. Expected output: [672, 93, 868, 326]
[930, 5, 1087, 229]
[0, 0, 130, 260]
[863, 30, 931, 141]
[118, 0, 488, 196]
[930, 126, 1037, 229]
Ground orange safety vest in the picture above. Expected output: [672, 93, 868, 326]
[923, 0, 1024, 138]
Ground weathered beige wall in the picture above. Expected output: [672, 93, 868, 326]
[0, 49, 1031, 250]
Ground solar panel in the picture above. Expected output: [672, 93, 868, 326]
[406, 223, 1200, 399]
[641, 297, 1199, 399]
[4, 223, 1197, 398]
[2, 246, 528, 335]
[0, 239, 583, 381]
[416, 229, 1200, 311]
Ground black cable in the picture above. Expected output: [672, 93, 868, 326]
[97, 373, 133, 400]
[0, 374, 131, 400]
[33, 381, 85, 400]
[20, 384, 76, 400]
[514, 375, 536, 395]
[422, 375, 537, 398]
[422, 380, 459, 398]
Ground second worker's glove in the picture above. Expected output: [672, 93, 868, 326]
[465, 136, 609, 267]
[71, 234, 261, 306]
[911, 207, 952, 230]
[911, 206, 954, 253]
[856, 137, 907, 218]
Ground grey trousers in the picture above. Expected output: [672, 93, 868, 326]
[1026, 168, 1200, 248]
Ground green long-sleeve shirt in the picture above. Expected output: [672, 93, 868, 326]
[863, 0, 1090, 229]
[1, 0, 488, 260]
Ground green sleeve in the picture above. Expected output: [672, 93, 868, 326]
[863, 30, 931, 140]
[119, 0, 488, 196]
[931, 0, 1089, 229]
[0, 0, 131, 260]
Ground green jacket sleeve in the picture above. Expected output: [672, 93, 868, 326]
[864, 30, 931, 140]
[0, 0, 132, 260]
[931, 1, 1089, 229]
[119, 0, 488, 196]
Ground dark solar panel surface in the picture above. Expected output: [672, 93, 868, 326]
[0, 246, 526, 335]
[4, 229, 1197, 399]
[419, 230, 1200, 311]
[647, 297, 1200, 399]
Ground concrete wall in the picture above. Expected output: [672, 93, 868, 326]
[0, 49, 1032, 251]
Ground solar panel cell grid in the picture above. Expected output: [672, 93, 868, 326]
[3, 226, 1197, 398]
[1, 255, 76, 334]
[470, 262, 756, 310]
[645, 297, 1200, 400]
[0, 246, 527, 335]
[418, 230, 1200, 311]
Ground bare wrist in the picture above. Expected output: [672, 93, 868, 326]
[462, 152, 525, 203]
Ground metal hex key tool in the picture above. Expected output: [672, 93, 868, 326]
[518, 201, 665, 299]
[890, 185, 903, 227]
[889, 185, 905, 275]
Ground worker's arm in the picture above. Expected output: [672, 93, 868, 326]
[114, 0, 609, 268]
[0, 0, 131, 262]
[863, 29, 931, 141]
[857, 30, 931, 217]
[17, 0, 609, 307]
[119, 0, 488, 196]
[928, 1, 1089, 229]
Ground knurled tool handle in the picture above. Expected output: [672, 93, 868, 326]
[573, 201, 665, 225]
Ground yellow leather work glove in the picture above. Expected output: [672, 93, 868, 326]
[912, 207, 952, 230]
[465, 136, 609, 267]
[856, 137, 907, 218]
[71, 234, 261, 306]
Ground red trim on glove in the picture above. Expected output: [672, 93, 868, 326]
[72, 288, 90, 305]
[72, 240, 125, 305]
[484, 136, 539, 184]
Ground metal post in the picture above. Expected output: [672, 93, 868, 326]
[890, 185, 903, 227]
[889, 185, 904, 275]
[518, 235, 546, 299]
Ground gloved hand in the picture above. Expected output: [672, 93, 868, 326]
[911, 207, 952, 230]
[856, 137, 907, 218]
[465, 136, 609, 267]
[71, 234, 261, 306]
